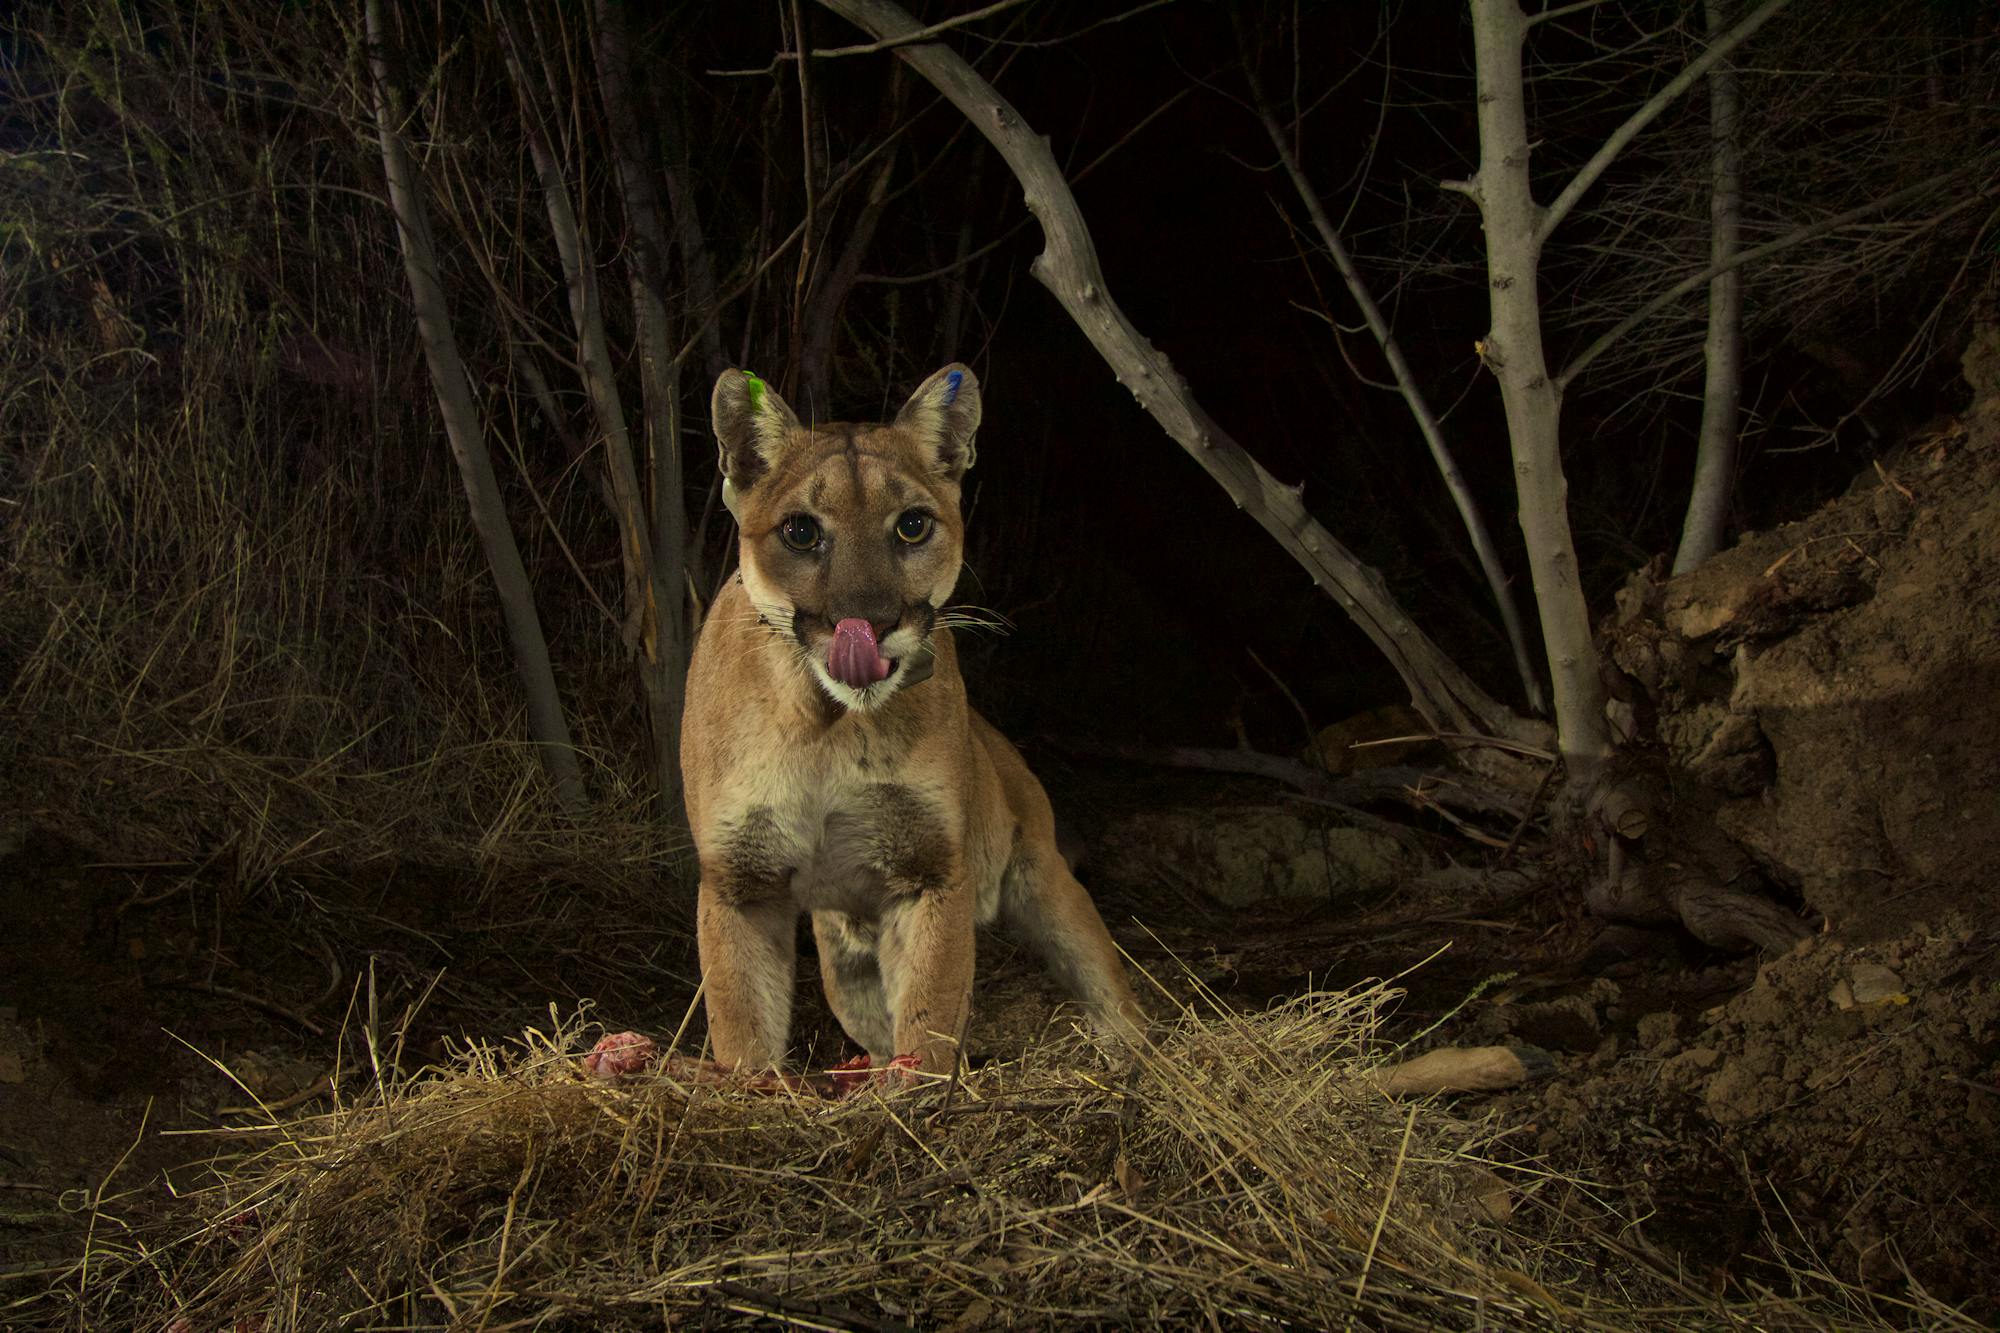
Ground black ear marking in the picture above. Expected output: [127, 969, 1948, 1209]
[894, 363, 982, 481]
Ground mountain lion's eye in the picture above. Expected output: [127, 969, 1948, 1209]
[778, 515, 821, 552]
[894, 511, 934, 545]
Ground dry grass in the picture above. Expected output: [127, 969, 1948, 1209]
[9, 977, 1982, 1332]
[0, 254, 676, 881]
[0, 372, 680, 888]
[0, 2, 679, 889]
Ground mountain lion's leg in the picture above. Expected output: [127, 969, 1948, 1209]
[1001, 847, 1146, 1043]
[877, 885, 977, 1076]
[696, 887, 796, 1070]
[813, 910, 894, 1061]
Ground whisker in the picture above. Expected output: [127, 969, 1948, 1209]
[943, 601, 1015, 628]
[936, 602, 1014, 638]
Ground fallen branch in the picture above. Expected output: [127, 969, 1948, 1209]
[1048, 738, 1528, 820]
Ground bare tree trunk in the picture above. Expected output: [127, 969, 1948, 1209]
[1673, 0, 1745, 575]
[650, 80, 725, 592]
[817, 0, 1544, 749]
[786, 0, 822, 410]
[1457, 0, 1612, 787]
[496, 11, 681, 809]
[363, 0, 586, 811]
[1457, 0, 1824, 952]
[594, 0, 690, 811]
[1452, 0, 1790, 768]
[1241, 49, 1548, 718]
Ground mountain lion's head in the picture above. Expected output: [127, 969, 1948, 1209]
[711, 364, 981, 713]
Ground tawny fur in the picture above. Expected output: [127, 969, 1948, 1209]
[681, 364, 1142, 1078]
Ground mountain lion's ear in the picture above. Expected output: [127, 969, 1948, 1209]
[711, 369, 802, 500]
[894, 363, 981, 481]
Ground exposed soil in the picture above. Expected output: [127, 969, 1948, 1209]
[1515, 403, 2000, 1307]
[4, 421, 1999, 1323]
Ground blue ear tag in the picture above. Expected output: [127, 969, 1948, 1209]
[942, 369, 963, 406]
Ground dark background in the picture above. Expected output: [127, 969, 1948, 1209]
[671, 0, 1980, 750]
[1, 0, 1986, 779]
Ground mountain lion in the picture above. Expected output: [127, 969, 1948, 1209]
[680, 363, 1143, 1085]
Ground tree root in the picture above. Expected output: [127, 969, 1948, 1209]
[1589, 858, 1810, 953]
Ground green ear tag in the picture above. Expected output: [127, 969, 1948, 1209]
[743, 372, 766, 413]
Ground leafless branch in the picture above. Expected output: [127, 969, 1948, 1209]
[710, 0, 1034, 75]
[856, 86, 1194, 287]
[1525, 0, 1620, 26]
[1536, 0, 1792, 245]
[1559, 164, 1984, 391]
[1240, 20, 1547, 715]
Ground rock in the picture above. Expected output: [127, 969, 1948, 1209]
[1098, 805, 1405, 907]
[1662, 598, 1730, 641]
[1847, 963, 1908, 1006]
[1635, 1011, 1682, 1053]
[1303, 704, 1434, 776]
[1658, 1045, 1720, 1093]
[1832, 956, 1904, 1008]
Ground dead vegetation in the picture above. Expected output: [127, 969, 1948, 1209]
[0, 3, 679, 888]
[7, 975, 1983, 1332]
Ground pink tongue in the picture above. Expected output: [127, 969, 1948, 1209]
[829, 618, 892, 688]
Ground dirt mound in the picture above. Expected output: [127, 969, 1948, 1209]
[1609, 410, 2000, 937]
[1514, 926, 1999, 1305]
[1529, 395, 2000, 1309]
